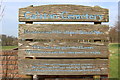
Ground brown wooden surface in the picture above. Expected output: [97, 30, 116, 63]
[19, 24, 109, 40]
[0, 50, 27, 79]
[18, 41, 109, 58]
[0, 61, 18, 65]
[1, 50, 18, 56]
[18, 59, 108, 75]
[0, 56, 17, 60]
[18, 4, 109, 78]
[19, 41, 108, 49]
[0, 70, 18, 74]
[19, 5, 109, 22]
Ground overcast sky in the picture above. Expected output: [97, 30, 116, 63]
[1, 0, 119, 37]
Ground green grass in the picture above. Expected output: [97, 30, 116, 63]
[109, 43, 119, 78]
[2, 46, 18, 50]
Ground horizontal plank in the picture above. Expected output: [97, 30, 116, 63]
[0, 74, 25, 78]
[18, 59, 108, 75]
[1, 50, 18, 56]
[2, 65, 18, 70]
[19, 40, 109, 49]
[0, 70, 18, 74]
[0, 61, 18, 65]
[19, 39, 109, 46]
[0, 56, 17, 60]
[19, 5, 109, 22]
[18, 42, 109, 58]
[19, 24, 109, 40]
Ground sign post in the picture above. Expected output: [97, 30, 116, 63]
[18, 5, 109, 80]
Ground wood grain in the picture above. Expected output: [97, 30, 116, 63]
[18, 59, 108, 75]
[19, 24, 109, 40]
[19, 5, 109, 22]
[18, 41, 109, 58]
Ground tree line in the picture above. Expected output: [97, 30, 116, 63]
[0, 34, 18, 46]
[109, 21, 120, 43]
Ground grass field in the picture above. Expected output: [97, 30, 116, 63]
[1, 43, 119, 78]
[2, 46, 18, 50]
[109, 43, 119, 78]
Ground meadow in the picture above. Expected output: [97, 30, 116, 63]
[109, 43, 119, 78]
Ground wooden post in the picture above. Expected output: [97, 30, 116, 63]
[24, 22, 34, 80]
[93, 22, 101, 80]
[24, 57, 33, 80]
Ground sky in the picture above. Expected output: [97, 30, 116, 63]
[1, 0, 119, 37]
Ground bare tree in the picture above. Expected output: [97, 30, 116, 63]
[1, 34, 18, 46]
[0, 0, 5, 21]
[109, 20, 120, 43]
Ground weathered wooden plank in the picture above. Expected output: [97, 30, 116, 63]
[0, 56, 17, 60]
[18, 59, 108, 75]
[19, 24, 109, 40]
[2, 65, 18, 70]
[18, 41, 109, 58]
[0, 70, 18, 74]
[19, 41, 108, 49]
[19, 5, 109, 22]
[0, 61, 18, 65]
[1, 50, 18, 56]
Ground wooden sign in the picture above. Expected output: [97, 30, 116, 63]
[18, 59, 108, 75]
[19, 24, 109, 40]
[18, 41, 109, 58]
[19, 5, 109, 22]
[18, 5, 109, 76]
